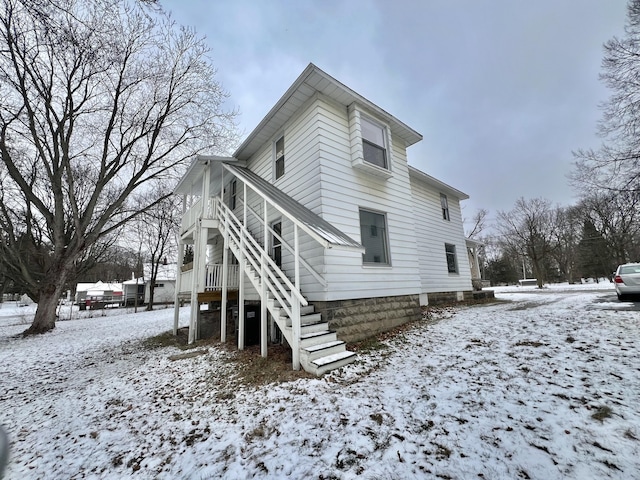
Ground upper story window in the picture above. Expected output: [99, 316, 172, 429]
[348, 104, 393, 179]
[275, 135, 285, 180]
[440, 193, 450, 221]
[359, 208, 390, 266]
[361, 117, 387, 169]
[230, 179, 237, 210]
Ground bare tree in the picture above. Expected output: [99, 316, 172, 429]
[550, 206, 581, 284]
[135, 190, 180, 310]
[496, 198, 556, 288]
[0, 0, 237, 334]
[580, 192, 640, 266]
[465, 208, 488, 239]
[572, 0, 640, 194]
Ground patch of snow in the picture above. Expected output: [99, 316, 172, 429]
[1, 289, 639, 479]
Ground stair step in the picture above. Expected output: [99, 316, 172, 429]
[300, 329, 335, 340]
[311, 351, 357, 375]
[300, 305, 315, 315]
[300, 322, 331, 335]
[302, 340, 345, 362]
[299, 330, 337, 348]
[303, 340, 344, 353]
[286, 312, 322, 326]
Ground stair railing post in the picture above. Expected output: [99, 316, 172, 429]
[292, 224, 300, 370]
[260, 198, 268, 357]
[291, 300, 300, 370]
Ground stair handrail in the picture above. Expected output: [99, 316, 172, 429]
[215, 198, 307, 312]
[241, 199, 327, 287]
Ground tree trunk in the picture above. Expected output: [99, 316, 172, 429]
[147, 284, 154, 311]
[24, 280, 66, 335]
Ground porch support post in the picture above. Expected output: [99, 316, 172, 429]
[189, 222, 207, 343]
[237, 181, 247, 350]
[173, 193, 186, 333]
[238, 249, 245, 350]
[221, 230, 229, 342]
[173, 239, 185, 336]
[260, 198, 268, 358]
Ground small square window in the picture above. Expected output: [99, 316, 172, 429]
[445, 243, 458, 273]
[440, 194, 450, 221]
[360, 209, 390, 265]
[275, 136, 285, 180]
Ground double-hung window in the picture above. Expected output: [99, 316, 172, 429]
[440, 193, 450, 221]
[230, 179, 237, 210]
[361, 116, 388, 169]
[445, 243, 458, 273]
[275, 136, 285, 180]
[359, 209, 390, 265]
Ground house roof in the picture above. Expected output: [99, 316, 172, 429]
[233, 63, 423, 161]
[408, 165, 469, 200]
[226, 164, 364, 253]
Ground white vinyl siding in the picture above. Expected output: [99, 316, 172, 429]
[245, 96, 326, 298]
[314, 97, 421, 300]
[411, 176, 472, 293]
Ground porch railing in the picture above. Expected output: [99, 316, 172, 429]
[178, 264, 239, 294]
[180, 197, 202, 235]
[205, 264, 239, 290]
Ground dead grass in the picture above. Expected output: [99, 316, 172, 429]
[591, 405, 614, 422]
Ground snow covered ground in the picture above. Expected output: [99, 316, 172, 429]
[1, 284, 639, 479]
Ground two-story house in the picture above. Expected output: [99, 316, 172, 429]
[172, 64, 473, 375]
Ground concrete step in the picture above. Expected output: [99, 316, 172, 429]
[311, 351, 357, 376]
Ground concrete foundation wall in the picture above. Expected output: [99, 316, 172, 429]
[313, 294, 421, 343]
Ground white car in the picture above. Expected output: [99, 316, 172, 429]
[614, 263, 640, 300]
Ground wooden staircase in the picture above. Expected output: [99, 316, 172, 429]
[216, 198, 356, 375]
[269, 298, 356, 376]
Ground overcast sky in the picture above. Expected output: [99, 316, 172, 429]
[162, 0, 628, 225]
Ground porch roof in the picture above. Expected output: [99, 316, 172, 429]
[226, 164, 365, 253]
[173, 155, 240, 195]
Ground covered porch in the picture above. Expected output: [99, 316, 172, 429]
[172, 155, 363, 372]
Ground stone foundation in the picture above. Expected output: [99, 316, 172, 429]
[312, 294, 421, 343]
[424, 290, 473, 305]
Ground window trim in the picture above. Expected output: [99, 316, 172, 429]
[359, 208, 391, 266]
[445, 243, 458, 274]
[440, 193, 450, 221]
[274, 135, 285, 180]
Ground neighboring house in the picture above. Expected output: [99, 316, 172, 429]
[122, 263, 178, 306]
[75, 281, 123, 310]
[173, 64, 473, 375]
[144, 263, 177, 305]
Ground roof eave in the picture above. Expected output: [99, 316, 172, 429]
[408, 165, 469, 200]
